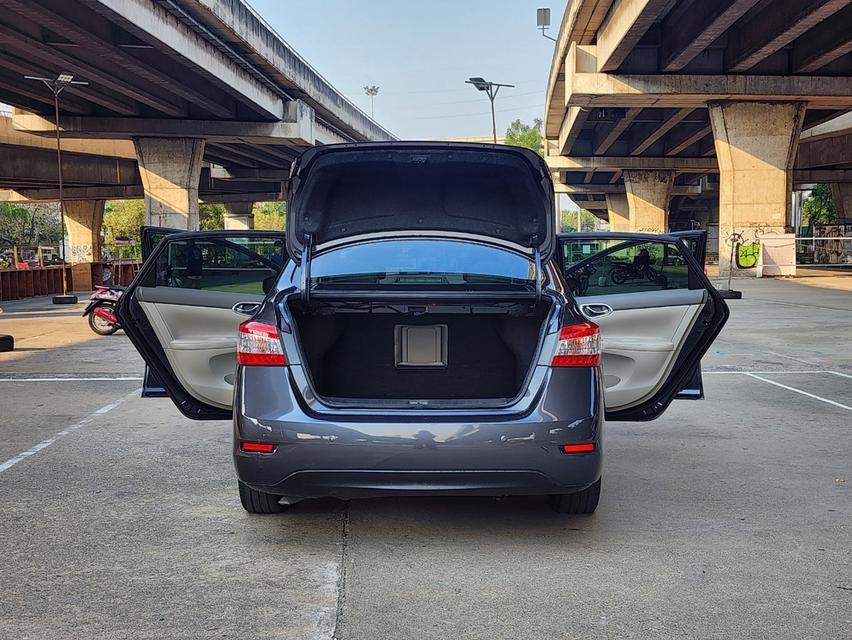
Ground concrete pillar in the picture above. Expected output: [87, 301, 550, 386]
[605, 193, 630, 231]
[623, 170, 674, 233]
[224, 201, 255, 230]
[830, 183, 852, 223]
[64, 200, 105, 264]
[134, 137, 205, 230]
[708, 101, 806, 275]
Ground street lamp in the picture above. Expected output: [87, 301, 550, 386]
[24, 72, 88, 304]
[363, 85, 379, 119]
[465, 77, 514, 144]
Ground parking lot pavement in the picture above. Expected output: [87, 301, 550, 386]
[1, 278, 850, 639]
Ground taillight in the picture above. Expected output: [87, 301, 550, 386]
[551, 321, 601, 367]
[238, 320, 286, 366]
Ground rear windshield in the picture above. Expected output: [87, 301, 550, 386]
[309, 239, 535, 287]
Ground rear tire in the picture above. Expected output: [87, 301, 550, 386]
[238, 481, 288, 514]
[88, 310, 119, 336]
[549, 478, 601, 514]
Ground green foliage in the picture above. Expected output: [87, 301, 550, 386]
[559, 208, 598, 232]
[252, 201, 286, 230]
[199, 203, 225, 230]
[504, 118, 543, 154]
[103, 199, 145, 244]
[0, 202, 62, 245]
[802, 184, 837, 226]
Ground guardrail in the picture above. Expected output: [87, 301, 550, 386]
[0, 260, 140, 301]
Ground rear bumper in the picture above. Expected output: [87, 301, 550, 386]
[233, 365, 604, 499]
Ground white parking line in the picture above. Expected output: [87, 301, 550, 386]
[0, 377, 143, 382]
[743, 373, 852, 412]
[0, 388, 141, 475]
[704, 370, 841, 375]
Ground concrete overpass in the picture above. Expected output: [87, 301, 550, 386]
[0, 0, 394, 263]
[544, 0, 852, 271]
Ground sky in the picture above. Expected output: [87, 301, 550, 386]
[248, 0, 569, 140]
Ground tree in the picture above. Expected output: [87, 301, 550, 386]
[103, 200, 145, 245]
[802, 183, 837, 227]
[199, 203, 225, 230]
[504, 118, 543, 155]
[0, 202, 61, 245]
[560, 208, 599, 232]
[253, 201, 286, 230]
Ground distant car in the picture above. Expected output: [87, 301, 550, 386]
[118, 142, 728, 515]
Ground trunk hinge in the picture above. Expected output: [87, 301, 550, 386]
[300, 233, 314, 305]
[531, 235, 542, 304]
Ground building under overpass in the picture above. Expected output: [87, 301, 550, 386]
[544, 0, 852, 272]
[0, 0, 394, 270]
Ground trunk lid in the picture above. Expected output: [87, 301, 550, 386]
[286, 142, 556, 263]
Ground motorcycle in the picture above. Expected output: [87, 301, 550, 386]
[82, 285, 125, 335]
[609, 260, 658, 285]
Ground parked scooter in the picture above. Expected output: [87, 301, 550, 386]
[82, 285, 125, 335]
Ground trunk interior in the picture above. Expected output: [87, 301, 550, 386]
[287, 298, 552, 405]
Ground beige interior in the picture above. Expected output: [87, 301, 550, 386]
[138, 287, 259, 409]
[137, 283, 703, 413]
[577, 292, 704, 410]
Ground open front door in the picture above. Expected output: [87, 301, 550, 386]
[558, 232, 728, 421]
[118, 230, 286, 420]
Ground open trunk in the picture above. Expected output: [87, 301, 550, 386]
[287, 297, 553, 407]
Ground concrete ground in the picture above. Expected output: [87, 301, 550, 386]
[0, 278, 850, 639]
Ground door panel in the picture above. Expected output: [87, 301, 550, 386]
[582, 297, 703, 409]
[118, 230, 286, 420]
[558, 232, 728, 421]
[137, 288, 255, 409]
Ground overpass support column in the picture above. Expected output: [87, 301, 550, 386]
[65, 200, 105, 264]
[134, 138, 205, 230]
[830, 184, 852, 224]
[605, 194, 631, 231]
[623, 170, 674, 233]
[708, 101, 806, 275]
[224, 202, 255, 230]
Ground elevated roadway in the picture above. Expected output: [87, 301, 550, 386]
[0, 0, 394, 252]
[544, 0, 852, 269]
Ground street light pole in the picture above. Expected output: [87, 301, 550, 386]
[465, 77, 515, 144]
[24, 73, 87, 304]
[363, 85, 379, 119]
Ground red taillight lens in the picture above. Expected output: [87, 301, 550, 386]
[238, 320, 286, 366]
[240, 441, 275, 453]
[551, 321, 601, 367]
[561, 443, 596, 454]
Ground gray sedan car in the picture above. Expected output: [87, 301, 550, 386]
[118, 142, 728, 515]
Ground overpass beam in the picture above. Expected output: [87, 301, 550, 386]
[623, 170, 674, 233]
[223, 202, 255, 230]
[605, 193, 631, 231]
[65, 200, 105, 264]
[708, 101, 806, 275]
[134, 138, 205, 230]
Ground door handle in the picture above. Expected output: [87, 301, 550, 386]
[580, 303, 613, 319]
[232, 301, 261, 316]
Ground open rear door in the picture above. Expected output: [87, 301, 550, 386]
[139, 226, 183, 398]
[118, 230, 285, 420]
[558, 232, 728, 421]
[666, 230, 709, 398]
